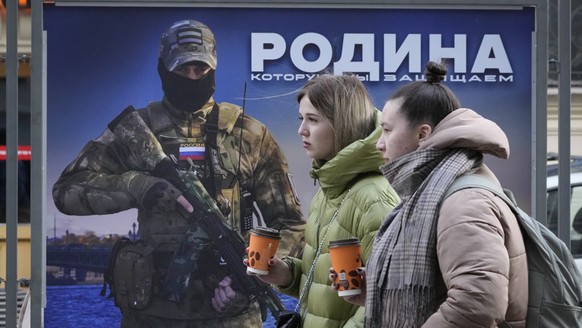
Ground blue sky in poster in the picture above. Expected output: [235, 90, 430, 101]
[44, 5, 535, 237]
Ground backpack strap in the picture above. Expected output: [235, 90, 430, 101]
[445, 174, 550, 250]
[204, 103, 220, 198]
[445, 174, 518, 212]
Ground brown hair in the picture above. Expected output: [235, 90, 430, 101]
[389, 60, 461, 128]
[297, 74, 376, 156]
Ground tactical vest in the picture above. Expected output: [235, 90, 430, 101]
[118, 101, 256, 320]
[140, 101, 253, 236]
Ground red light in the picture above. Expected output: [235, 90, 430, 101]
[0, 146, 31, 161]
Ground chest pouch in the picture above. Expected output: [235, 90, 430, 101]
[109, 238, 155, 310]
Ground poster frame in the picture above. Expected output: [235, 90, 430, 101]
[29, 1, 549, 326]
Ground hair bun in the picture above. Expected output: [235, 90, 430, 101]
[425, 61, 447, 84]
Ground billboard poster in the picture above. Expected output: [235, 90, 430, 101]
[43, 4, 535, 326]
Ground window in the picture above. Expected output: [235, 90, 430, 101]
[547, 178, 582, 257]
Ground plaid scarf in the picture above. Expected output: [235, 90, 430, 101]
[365, 148, 482, 328]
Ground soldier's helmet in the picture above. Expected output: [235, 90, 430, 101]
[159, 20, 217, 72]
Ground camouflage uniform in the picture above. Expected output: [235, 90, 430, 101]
[52, 19, 305, 328]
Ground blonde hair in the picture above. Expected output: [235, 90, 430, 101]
[297, 74, 376, 156]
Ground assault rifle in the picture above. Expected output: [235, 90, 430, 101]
[108, 106, 285, 320]
[155, 158, 285, 318]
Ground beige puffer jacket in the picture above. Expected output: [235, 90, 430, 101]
[420, 108, 528, 328]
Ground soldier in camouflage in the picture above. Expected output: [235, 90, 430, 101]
[52, 19, 306, 328]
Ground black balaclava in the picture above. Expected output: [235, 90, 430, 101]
[157, 59, 216, 113]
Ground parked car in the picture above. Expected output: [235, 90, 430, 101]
[546, 154, 582, 272]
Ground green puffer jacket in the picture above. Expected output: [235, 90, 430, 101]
[280, 112, 400, 328]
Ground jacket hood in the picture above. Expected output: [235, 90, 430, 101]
[419, 108, 510, 159]
[310, 110, 384, 199]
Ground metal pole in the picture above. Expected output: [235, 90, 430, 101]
[30, 0, 47, 326]
[534, 0, 549, 224]
[5, 0, 19, 327]
[558, 0, 572, 247]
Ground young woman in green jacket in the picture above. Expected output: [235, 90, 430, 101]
[246, 73, 400, 328]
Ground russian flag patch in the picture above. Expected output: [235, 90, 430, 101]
[179, 144, 205, 161]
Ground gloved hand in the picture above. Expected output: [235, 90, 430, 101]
[211, 276, 237, 313]
[126, 172, 193, 213]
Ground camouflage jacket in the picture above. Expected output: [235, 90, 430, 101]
[52, 98, 305, 320]
[53, 97, 304, 251]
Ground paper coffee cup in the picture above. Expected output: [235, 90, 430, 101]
[247, 226, 281, 275]
[329, 238, 362, 297]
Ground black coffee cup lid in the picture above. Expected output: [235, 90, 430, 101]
[251, 226, 281, 239]
[328, 238, 360, 247]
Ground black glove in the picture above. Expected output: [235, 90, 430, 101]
[127, 172, 183, 212]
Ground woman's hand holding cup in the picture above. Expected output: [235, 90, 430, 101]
[243, 226, 292, 286]
[243, 249, 292, 287]
[329, 266, 367, 306]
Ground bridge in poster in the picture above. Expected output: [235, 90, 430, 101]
[46, 244, 111, 274]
